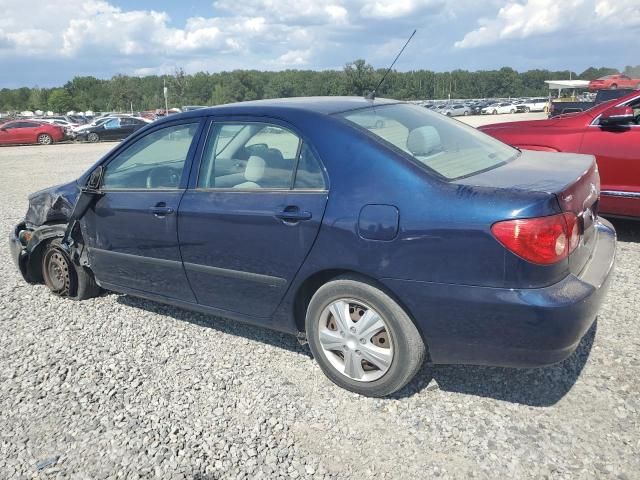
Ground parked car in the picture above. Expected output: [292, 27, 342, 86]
[589, 74, 640, 91]
[0, 120, 64, 145]
[548, 88, 634, 117]
[76, 116, 149, 142]
[481, 102, 517, 115]
[515, 98, 549, 113]
[480, 90, 640, 219]
[10, 97, 615, 397]
[441, 104, 472, 117]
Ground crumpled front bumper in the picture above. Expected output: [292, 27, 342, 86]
[9, 222, 28, 278]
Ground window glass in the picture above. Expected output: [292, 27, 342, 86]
[103, 123, 199, 189]
[337, 104, 518, 181]
[294, 144, 326, 189]
[198, 123, 301, 189]
[105, 118, 121, 129]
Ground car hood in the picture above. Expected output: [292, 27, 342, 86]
[24, 181, 80, 228]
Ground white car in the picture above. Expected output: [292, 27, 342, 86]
[481, 102, 517, 115]
[515, 98, 549, 113]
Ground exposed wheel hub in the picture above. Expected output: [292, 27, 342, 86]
[43, 248, 71, 295]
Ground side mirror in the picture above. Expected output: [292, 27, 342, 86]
[86, 165, 104, 190]
[600, 105, 634, 126]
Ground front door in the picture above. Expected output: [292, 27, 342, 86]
[178, 120, 329, 319]
[81, 120, 203, 300]
[101, 118, 127, 140]
[581, 96, 640, 217]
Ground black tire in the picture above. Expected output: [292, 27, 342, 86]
[492, 109, 498, 115]
[510, 109, 516, 114]
[42, 239, 101, 300]
[87, 132, 100, 143]
[305, 275, 426, 397]
[524, 107, 530, 113]
[37, 133, 53, 145]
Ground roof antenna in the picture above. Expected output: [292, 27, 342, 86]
[366, 29, 417, 101]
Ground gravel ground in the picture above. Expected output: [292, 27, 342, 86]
[0, 140, 639, 480]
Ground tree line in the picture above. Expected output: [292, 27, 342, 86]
[1, 61, 639, 114]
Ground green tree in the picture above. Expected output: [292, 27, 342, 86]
[47, 88, 74, 113]
[343, 59, 375, 96]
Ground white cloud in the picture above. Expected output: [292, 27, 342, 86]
[456, 0, 640, 48]
[359, 0, 444, 19]
[275, 49, 312, 66]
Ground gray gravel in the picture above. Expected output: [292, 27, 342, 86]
[1, 142, 639, 479]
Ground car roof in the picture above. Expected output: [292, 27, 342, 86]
[154, 96, 402, 125]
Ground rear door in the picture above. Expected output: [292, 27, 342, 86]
[81, 119, 204, 300]
[178, 118, 329, 319]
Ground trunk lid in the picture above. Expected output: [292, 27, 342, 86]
[456, 149, 600, 274]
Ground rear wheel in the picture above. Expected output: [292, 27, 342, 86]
[87, 132, 100, 143]
[37, 133, 53, 145]
[306, 276, 426, 397]
[42, 239, 101, 300]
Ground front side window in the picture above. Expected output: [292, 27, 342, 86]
[337, 104, 519, 180]
[105, 118, 121, 129]
[102, 123, 199, 189]
[198, 122, 325, 190]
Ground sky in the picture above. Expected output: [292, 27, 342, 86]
[0, 0, 638, 88]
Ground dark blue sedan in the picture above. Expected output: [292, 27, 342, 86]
[10, 97, 616, 397]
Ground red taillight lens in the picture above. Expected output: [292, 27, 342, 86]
[491, 213, 579, 265]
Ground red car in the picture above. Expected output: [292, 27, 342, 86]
[479, 90, 640, 219]
[589, 74, 640, 91]
[0, 120, 65, 146]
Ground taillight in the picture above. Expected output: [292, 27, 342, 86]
[491, 213, 579, 265]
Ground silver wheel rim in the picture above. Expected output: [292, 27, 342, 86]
[38, 134, 51, 145]
[88, 133, 98, 142]
[318, 299, 393, 382]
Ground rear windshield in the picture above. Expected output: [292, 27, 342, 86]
[336, 103, 518, 180]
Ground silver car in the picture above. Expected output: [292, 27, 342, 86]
[441, 104, 472, 117]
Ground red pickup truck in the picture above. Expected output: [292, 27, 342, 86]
[479, 91, 640, 219]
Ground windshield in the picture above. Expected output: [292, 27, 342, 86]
[337, 104, 519, 180]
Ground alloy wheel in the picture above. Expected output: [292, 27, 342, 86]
[317, 299, 393, 382]
[37, 134, 52, 145]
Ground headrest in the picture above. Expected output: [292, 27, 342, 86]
[406, 126, 441, 156]
[245, 156, 265, 182]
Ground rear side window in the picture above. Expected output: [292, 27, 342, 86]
[198, 122, 325, 190]
[338, 104, 518, 181]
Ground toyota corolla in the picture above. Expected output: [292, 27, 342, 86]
[10, 97, 616, 397]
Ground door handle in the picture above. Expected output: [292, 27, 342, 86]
[149, 203, 175, 217]
[275, 207, 312, 223]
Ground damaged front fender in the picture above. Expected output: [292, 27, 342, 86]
[24, 181, 80, 228]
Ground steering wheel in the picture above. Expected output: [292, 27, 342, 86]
[146, 166, 179, 188]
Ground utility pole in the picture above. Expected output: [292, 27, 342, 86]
[163, 78, 169, 115]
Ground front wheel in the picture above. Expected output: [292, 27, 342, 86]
[524, 107, 530, 113]
[42, 239, 101, 300]
[510, 109, 516, 114]
[306, 276, 426, 397]
[610, 83, 618, 90]
[87, 132, 100, 143]
[492, 110, 498, 115]
[37, 133, 53, 145]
